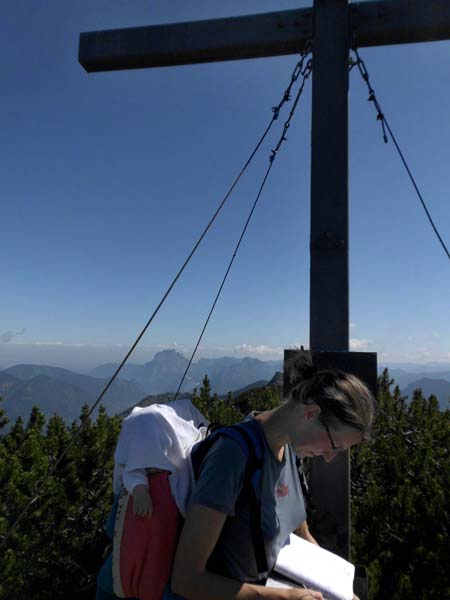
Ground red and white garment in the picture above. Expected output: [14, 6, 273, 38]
[113, 399, 209, 515]
[112, 471, 181, 600]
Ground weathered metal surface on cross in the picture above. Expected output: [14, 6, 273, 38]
[79, 1, 450, 73]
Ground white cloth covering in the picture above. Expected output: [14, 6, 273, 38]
[113, 399, 209, 516]
[121, 467, 148, 495]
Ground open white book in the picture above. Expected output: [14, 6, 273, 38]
[266, 534, 355, 600]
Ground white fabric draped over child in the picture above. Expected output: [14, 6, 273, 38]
[113, 399, 209, 516]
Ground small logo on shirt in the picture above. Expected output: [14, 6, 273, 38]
[276, 483, 289, 498]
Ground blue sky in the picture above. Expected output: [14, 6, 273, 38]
[1, 0, 449, 371]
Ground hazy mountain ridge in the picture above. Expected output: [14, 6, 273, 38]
[0, 371, 19, 395]
[88, 350, 283, 395]
[6, 375, 94, 424]
[382, 367, 450, 390]
[0, 364, 146, 425]
[402, 378, 450, 410]
[1, 352, 449, 425]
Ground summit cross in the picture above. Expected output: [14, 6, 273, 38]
[79, 0, 450, 568]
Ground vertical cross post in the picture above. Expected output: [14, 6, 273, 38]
[309, 0, 350, 559]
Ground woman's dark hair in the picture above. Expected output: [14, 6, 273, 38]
[285, 348, 376, 440]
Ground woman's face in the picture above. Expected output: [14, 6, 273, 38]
[291, 403, 363, 461]
[296, 427, 362, 461]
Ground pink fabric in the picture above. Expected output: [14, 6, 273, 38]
[116, 472, 181, 600]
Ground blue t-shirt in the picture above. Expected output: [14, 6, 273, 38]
[190, 418, 306, 582]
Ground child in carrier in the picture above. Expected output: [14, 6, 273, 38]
[96, 398, 209, 600]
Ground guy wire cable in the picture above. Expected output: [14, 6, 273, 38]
[0, 48, 312, 553]
[351, 46, 450, 262]
[174, 58, 313, 401]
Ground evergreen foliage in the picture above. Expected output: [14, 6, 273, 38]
[0, 399, 120, 599]
[192, 375, 244, 425]
[0, 371, 448, 599]
[351, 369, 450, 599]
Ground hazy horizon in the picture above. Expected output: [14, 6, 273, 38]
[1, 341, 449, 374]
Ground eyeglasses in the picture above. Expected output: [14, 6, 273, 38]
[323, 421, 338, 451]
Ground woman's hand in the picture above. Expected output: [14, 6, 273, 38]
[285, 589, 323, 600]
[132, 484, 153, 517]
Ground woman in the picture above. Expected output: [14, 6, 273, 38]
[171, 352, 375, 600]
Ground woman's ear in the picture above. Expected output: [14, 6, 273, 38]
[303, 402, 321, 421]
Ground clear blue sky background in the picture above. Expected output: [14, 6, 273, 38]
[1, 0, 449, 371]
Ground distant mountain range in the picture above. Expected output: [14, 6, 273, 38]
[88, 350, 282, 396]
[382, 367, 450, 389]
[402, 378, 450, 409]
[0, 351, 448, 425]
[0, 365, 145, 425]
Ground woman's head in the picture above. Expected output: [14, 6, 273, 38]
[285, 349, 376, 443]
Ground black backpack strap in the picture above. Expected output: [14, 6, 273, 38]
[191, 420, 269, 576]
[295, 456, 311, 511]
[231, 422, 268, 576]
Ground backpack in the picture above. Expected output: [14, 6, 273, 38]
[191, 419, 269, 575]
[108, 414, 269, 599]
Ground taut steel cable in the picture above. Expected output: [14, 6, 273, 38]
[351, 47, 450, 263]
[174, 58, 313, 400]
[0, 49, 313, 552]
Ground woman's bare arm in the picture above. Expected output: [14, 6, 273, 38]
[171, 503, 323, 600]
[293, 521, 319, 546]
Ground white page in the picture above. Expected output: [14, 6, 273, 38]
[266, 575, 333, 600]
[273, 534, 355, 600]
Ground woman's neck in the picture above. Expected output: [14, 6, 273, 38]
[254, 405, 292, 462]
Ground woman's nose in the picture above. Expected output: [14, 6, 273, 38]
[323, 451, 338, 463]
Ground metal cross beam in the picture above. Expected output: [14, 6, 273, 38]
[79, 1, 450, 72]
[78, 0, 450, 578]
